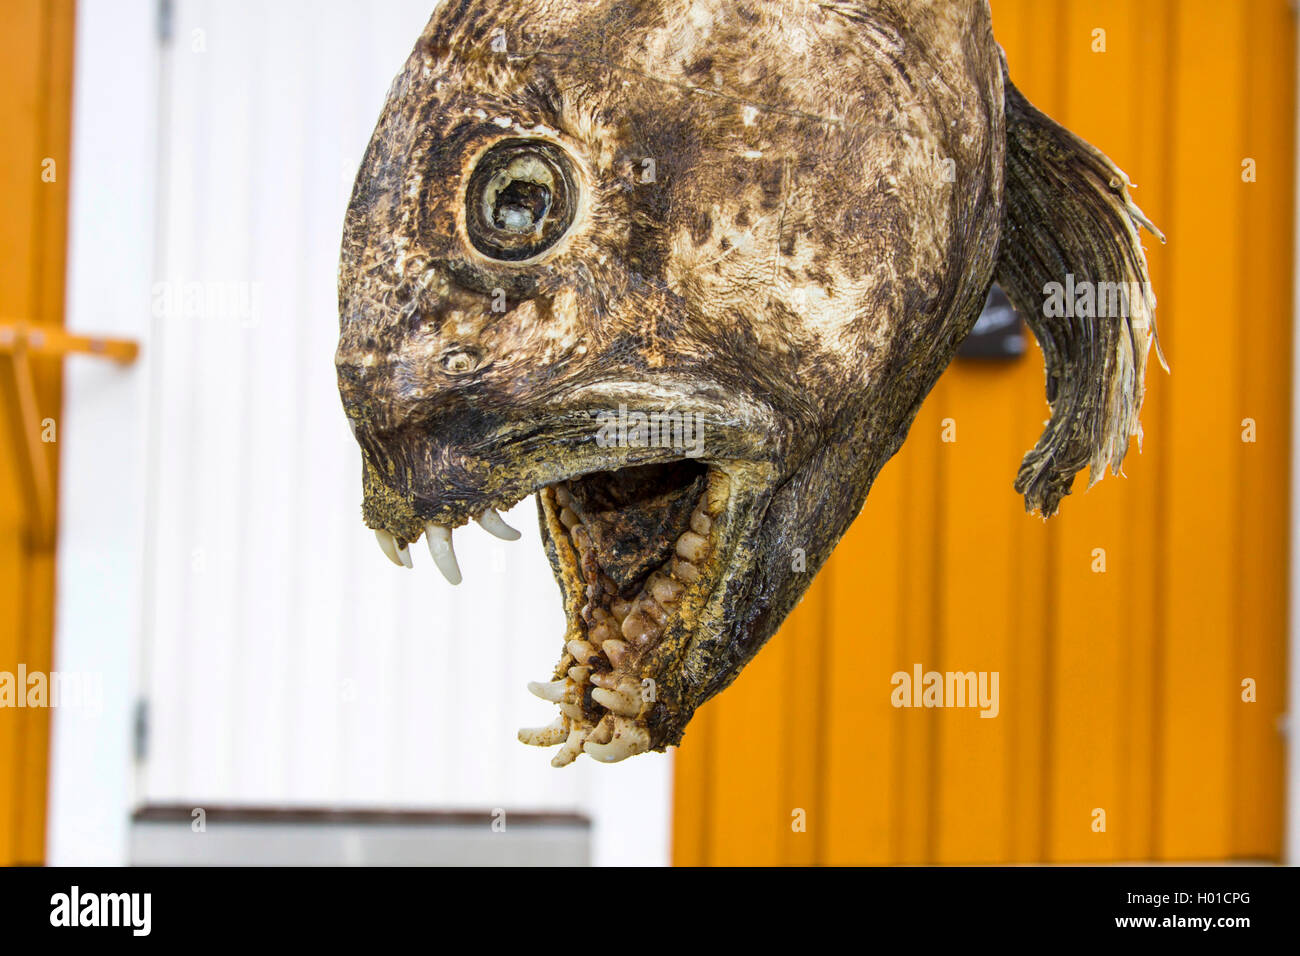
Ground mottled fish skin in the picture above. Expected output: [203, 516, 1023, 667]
[336, 1, 1156, 760]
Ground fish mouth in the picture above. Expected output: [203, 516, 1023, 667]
[353, 379, 786, 765]
[522, 458, 741, 765]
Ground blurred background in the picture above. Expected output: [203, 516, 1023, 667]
[1, 0, 1295, 866]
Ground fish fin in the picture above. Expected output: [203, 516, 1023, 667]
[996, 68, 1165, 518]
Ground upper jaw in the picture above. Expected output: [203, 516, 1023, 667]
[355, 374, 791, 539]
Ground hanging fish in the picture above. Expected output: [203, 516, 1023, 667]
[336, 0, 1161, 765]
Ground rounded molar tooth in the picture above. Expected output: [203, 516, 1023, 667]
[424, 523, 462, 584]
[675, 531, 709, 563]
[517, 717, 567, 747]
[609, 598, 634, 623]
[592, 685, 641, 717]
[583, 718, 650, 763]
[650, 574, 684, 606]
[553, 485, 573, 509]
[476, 507, 522, 541]
[671, 558, 701, 584]
[552, 726, 588, 767]
[690, 510, 712, 536]
[620, 607, 660, 645]
[559, 507, 581, 529]
[527, 678, 570, 703]
[374, 529, 403, 567]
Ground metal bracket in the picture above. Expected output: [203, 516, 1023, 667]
[0, 321, 139, 549]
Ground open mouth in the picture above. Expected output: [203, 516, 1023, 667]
[520, 460, 733, 765]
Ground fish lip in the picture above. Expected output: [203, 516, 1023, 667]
[360, 380, 789, 539]
[372, 444, 750, 540]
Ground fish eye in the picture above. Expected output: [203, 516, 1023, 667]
[465, 139, 577, 261]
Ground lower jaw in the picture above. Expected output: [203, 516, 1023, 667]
[519, 465, 732, 765]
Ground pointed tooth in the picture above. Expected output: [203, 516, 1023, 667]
[587, 714, 615, 745]
[527, 679, 568, 703]
[551, 726, 588, 767]
[424, 523, 462, 584]
[638, 597, 669, 627]
[704, 471, 729, 516]
[517, 717, 567, 747]
[374, 529, 403, 567]
[582, 739, 635, 763]
[602, 639, 630, 669]
[583, 719, 650, 763]
[592, 686, 641, 717]
[559, 701, 585, 721]
[476, 507, 522, 541]
[396, 542, 413, 568]
[566, 640, 597, 665]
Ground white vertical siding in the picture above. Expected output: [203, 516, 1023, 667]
[53, 0, 672, 866]
[47, 0, 161, 868]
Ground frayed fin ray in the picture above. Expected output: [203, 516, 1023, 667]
[995, 61, 1165, 517]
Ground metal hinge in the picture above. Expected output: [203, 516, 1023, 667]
[157, 0, 174, 45]
[133, 698, 150, 762]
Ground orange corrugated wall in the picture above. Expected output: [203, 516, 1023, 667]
[0, 0, 76, 866]
[673, 0, 1294, 864]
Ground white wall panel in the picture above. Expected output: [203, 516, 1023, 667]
[47, 0, 161, 868]
[54, 0, 672, 866]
